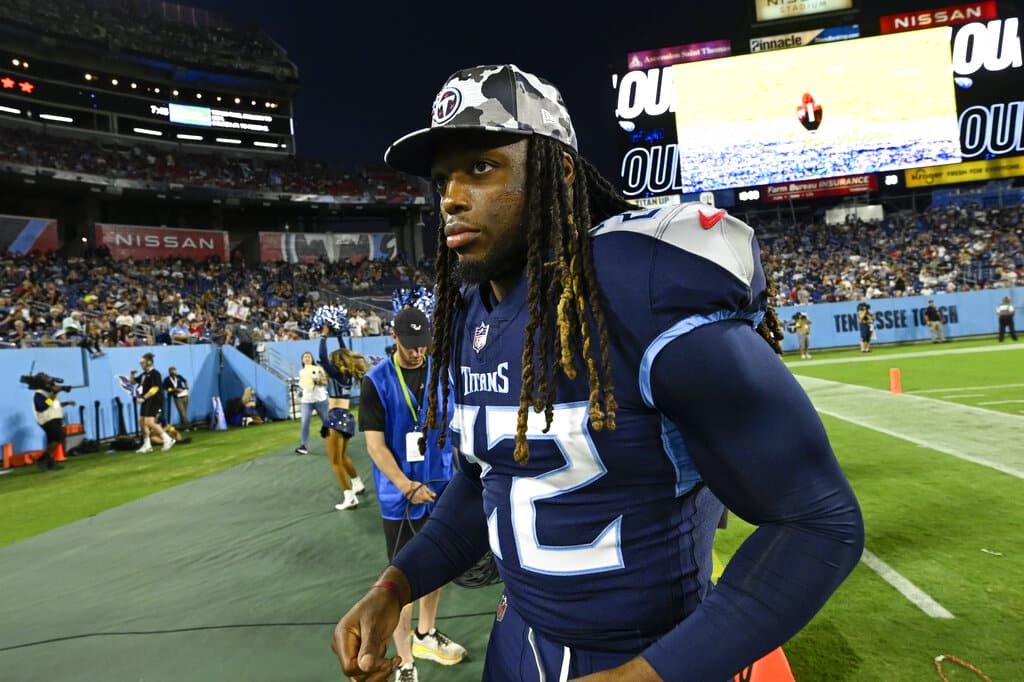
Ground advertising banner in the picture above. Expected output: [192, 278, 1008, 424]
[93, 223, 228, 261]
[258, 231, 398, 263]
[749, 24, 860, 52]
[611, 40, 732, 200]
[0, 214, 58, 254]
[754, 0, 853, 23]
[879, 1, 997, 34]
[905, 155, 1024, 187]
[764, 174, 877, 201]
[627, 40, 732, 70]
[779, 288, 1022, 352]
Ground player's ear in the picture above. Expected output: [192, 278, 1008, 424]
[561, 151, 575, 188]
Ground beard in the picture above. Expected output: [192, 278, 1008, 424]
[452, 227, 528, 287]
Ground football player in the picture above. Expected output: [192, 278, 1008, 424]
[332, 64, 864, 682]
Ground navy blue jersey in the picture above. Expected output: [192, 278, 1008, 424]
[319, 336, 354, 399]
[448, 203, 767, 650]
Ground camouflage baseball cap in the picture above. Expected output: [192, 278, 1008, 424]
[385, 64, 577, 177]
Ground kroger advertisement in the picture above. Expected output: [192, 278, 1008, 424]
[778, 288, 1022, 352]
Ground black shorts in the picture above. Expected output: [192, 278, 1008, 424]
[383, 515, 429, 562]
[140, 398, 162, 419]
[41, 419, 64, 446]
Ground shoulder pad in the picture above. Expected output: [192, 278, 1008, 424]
[591, 202, 756, 286]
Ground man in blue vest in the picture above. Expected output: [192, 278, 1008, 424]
[358, 307, 466, 681]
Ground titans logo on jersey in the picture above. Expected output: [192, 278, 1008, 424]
[448, 202, 768, 652]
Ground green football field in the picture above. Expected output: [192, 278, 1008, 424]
[0, 337, 1021, 681]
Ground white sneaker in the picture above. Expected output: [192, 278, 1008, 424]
[335, 490, 358, 511]
[162, 437, 175, 452]
[351, 476, 365, 494]
[412, 629, 466, 666]
[394, 663, 418, 682]
[136, 443, 153, 453]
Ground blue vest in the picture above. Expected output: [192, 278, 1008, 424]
[366, 356, 453, 520]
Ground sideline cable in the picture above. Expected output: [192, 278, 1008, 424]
[934, 654, 992, 681]
[0, 611, 498, 653]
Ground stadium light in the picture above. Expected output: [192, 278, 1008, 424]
[884, 174, 899, 186]
[253, 141, 277, 148]
[81, 237, 87, 243]
[216, 96, 222, 102]
[154, 87, 160, 94]
[0, 105, 22, 115]
[39, 113, 73, 123]
[84, 73, 93, 81]
[11, 59, 19, 66]
[196, 93, 202, 99]
[234, 97, 240, 104]
[250, 100, 256, 105]
[172, 89, 179, 96]
[21, 61, 28, 68]
[111, 78, 118, 86]
[133, 127, 163, 136]
[216, 137, 242, 144]
[130, 82, 137, 89]
[176, 133, 203, 141]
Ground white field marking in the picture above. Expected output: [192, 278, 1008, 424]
[860, 548, 954, 619]
[796, 376, 1024, 480]
[939, 394, 985, 399]
[790, 343, 1024, 367]
[913, 383, 1024, 394]
[979, 400, 1024, 405]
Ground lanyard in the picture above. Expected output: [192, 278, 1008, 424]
[392, 353, 423, 427]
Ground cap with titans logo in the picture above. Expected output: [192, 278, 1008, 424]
[385, 64, 577, 177]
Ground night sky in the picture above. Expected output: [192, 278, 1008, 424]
[183, 0, 1014, 180]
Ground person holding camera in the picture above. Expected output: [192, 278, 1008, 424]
[295, 351, 328, 456]
[130, 352, 174, 453]
[858, 303, 875, 353]
[29, 373, 73, 472]
[795, 312, 812, 359]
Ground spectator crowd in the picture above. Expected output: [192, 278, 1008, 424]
[757, 203, 1022, 307]
[0, 249, 434, 350]
[2, 202, 1021, 351]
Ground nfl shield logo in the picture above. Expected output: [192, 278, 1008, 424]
[472, 322, 489, 353]
[496, 593, 507, 622]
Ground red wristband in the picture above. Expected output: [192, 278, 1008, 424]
[371, 579, 406, 602]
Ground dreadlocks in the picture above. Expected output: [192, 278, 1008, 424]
[424, 135, 784, 463]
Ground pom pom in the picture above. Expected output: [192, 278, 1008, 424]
[309, 304, 350, 336]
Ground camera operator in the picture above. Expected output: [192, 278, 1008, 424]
[26, 373, 74, 472]
[130, 352, 174, 453]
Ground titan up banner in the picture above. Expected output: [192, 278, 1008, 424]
[880, 9, 1022, 164]
[611, 39, 732, 200]
[258, 231, 399, 263]
[94, 223, 229, 261]
[0, 214, 58, 254]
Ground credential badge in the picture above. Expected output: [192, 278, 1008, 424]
[472, 322, 489, 353]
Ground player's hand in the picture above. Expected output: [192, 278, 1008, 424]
[403, 480, 436, 505]
[321, 324, 331, 336]
[331, 586, 405, 680]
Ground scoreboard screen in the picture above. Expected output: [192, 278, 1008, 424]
[668, 28, 961, 192]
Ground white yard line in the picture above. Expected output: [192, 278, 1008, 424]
[939, 394, 984, 399]
[791, 344, 1024, 367]
[796, 376, 1024, 480]
[913, 383, 1024, 394]
[860, 548, 954, 619]
[979, 400, 1024, 405]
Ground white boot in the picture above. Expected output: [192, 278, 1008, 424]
[162, 434, 175, 452]
[136, 441, 153, 453]
[335, 489, 358, 511]
[351, 476, 365, 494]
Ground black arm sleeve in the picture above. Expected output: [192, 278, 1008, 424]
[641, 320, 864, 680]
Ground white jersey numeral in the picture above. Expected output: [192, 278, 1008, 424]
[455, 402, 624, 576]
